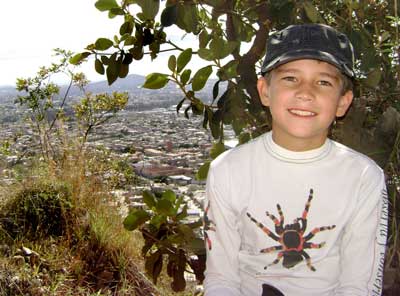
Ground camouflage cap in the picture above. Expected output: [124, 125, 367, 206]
[261, 24, 355, 78]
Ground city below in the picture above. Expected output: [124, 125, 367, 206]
[0, 75, 236, 221]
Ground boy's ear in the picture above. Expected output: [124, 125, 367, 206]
[257, 77, 270, 107]
[336, 90, 353, 117]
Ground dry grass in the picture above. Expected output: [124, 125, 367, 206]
[0, 146, 176, 295]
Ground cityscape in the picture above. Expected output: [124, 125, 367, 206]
[0, 74, 236, 223]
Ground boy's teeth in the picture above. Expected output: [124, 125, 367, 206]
[289, 109, 315, 116]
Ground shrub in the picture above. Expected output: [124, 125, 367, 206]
[0, 180, 73, 241]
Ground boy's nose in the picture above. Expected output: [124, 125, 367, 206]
[295, 83, 315, 101]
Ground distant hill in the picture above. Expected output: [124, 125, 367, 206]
[0, 73, 217, 112]
[63, 74, 147, 96]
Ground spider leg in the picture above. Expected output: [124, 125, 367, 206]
[265, 211, 279, 224]
[204, 232, 212, 250]
[260, 245, 283, 254]
[295, 217, 307, 233]
[205, 200, 211, 213]
[264, 252, 284, 270]
[303, 242, 326, 249]
[266, 204, 284, 225]
[300, 250, 316, 271]
[265, 204, 285, 233]
[302, 189, 314, 220]
[207, 225, 216, 232]
[303, 225, 336, 241]
[277, 204, 284, 225]
[247, 213, 280, 242]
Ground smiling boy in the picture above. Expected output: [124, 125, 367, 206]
[203, 24, 388, 296]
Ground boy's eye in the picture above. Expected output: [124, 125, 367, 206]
[318, 80, 333, 86]
[282, 76, 297, 82]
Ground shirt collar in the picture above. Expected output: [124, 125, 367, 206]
[263, 131, 332, 163]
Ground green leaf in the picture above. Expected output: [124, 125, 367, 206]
[106, 62, 118, 85]
[210, 110, 222, 139]
[210, 142, 225, 159]
[191, 100, 204, 115]
[168, 55, 177, 72]
[363, 68, 382, 88]
[177, 49, 192, 73]
[130, 45, 144, 60]
[156, 199, 175, 216]
[120, 20, 134, 35]
[95, 38, 114, 51]
[123, 53, 133, 65]
[171, 255, 186, 292]
[69, 52, 90, 65]
[143, 190, 156, 208]
[178, 224, 195, 241]
[176, 3, 199, 33]
[217, 60, 238, 81]
[199, 29, 210, 49]
[95, 59, 105, 75]
[303, 2, 322, 23]
[95, 0, 119, 11]
[124, 35, 135, 46]
[101, 55, 109, 65]
[213, 80, 220, 101]
[135, 0, 159, 20]
[119, 63, 129, 78]
[109, 7, 125, 16]
[196, 161, 210, 181]
[142, 73, 169, 89]
[197, 48, 215, 61]
[187, 237, 206, 254]
[162, 189, 176, 203]
[180, 69, 191, 85]
[209, 38, 238, 59]
[123, 209, 150, 231]
[232, 14, 254, 42]
[145, 251, 163, 285]
[202, 107, 209, 129]
[161, 5, 177, 27]
[192, 66, 212, 91]
[150, 214, 167, 229]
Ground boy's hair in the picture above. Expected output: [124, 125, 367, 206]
[261, 24, 356, 86]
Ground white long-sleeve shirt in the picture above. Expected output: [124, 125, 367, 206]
[204, 132, 388, 296]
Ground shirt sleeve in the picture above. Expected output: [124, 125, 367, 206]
[203, 160, 242, 296]
[336, 165, 388, 295]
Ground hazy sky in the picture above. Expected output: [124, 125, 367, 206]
[0, 0, 198, 87]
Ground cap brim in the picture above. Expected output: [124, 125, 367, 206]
[261, 49, 354, 77]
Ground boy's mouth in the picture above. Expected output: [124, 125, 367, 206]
[288, 109, 316, 117]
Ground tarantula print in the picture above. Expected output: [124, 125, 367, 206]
[247, 189, 335, 271]
[203, 200, 216, 250]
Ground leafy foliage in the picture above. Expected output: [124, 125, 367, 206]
[76, 1, 399, 168]
[73, 91, 128, 144]
[14, 50, 128, 162]
[123, 189, 204, 291]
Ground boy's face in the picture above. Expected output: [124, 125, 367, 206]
[257, 59, 353, 151]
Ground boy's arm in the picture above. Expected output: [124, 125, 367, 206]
[203, 162, 242, 296]
[336, 166, 388, 295]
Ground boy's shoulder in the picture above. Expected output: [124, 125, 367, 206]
[210, 133, 266, 169]
[330, 139, 383, 175]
